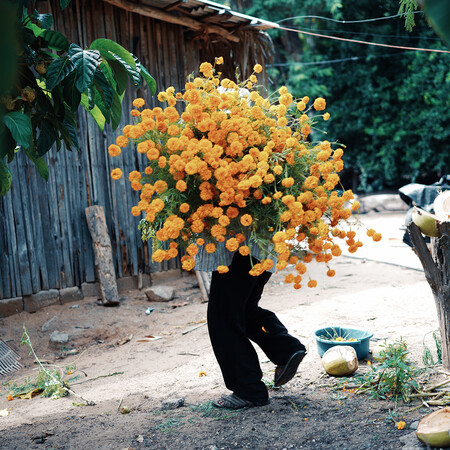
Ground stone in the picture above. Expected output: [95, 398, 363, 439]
[357, 193, 408, 214]
[398, 431, 424, 449]
[60, 286, 83, 304]
[41, 316, 58, 332]
[145, 286, 174, 302]
[81, 282, 102, 298]
[0, 297, 23, 318]
[161, 398, 185, 410]
[24, 290, 59, 313]
[50, 331, 70, 345]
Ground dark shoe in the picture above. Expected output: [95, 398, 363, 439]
[274, 350, 306, 387]
[212, 393, 269, 410]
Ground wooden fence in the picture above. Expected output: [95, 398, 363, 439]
[0, 0, 272, 300]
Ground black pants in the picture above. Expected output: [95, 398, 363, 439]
[207, 253, 305, 402]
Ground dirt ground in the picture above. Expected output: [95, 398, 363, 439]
[0, 212, 445, 449]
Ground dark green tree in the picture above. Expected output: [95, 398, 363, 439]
[0, 0, 156, 195]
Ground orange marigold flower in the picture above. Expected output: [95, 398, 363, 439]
[131, 206, 140, 216]
[285, 274, 295, 283]
[196, 238, 205, 246]
[313, 97, 326, 111]
[133, 98, 145, 108]
[179, 203, 190, 213]
[152, 249, 166, 263]
[176, 180, 187, 192]
[240, 214, 253, 227]
[7, 394, 14, 401]
[239, 245, 250, 256]
[130, 109, 140, 117]
[281, 177, 295, 188]
[307, 280, 317, 288]
[116, 135, 129, 147]
[108, 144, 121, 157]
[205, 243, 216, 253]
[217, 265, 229, 274]
[372, 233, 382, 242]
[111, 168, 123, 180]
[326, 269, 336, 277]
[366, 228, 375, 237]
[226, 207, 239, 219]
[396, 421, 406, 430]
[186, 244, 199, 256]
[225, 238, 239, 252]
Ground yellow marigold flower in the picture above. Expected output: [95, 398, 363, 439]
[199, 371, 207, 377]
[313, 97, 326, 111]
[253, 64, 263, 73]
[240, 214, 253, 227]
[307, 280, 317, 288]
[215, 56, 224, 65]
[181, 256, 196, 271]
[111, 168, 123, 180]
[323, 112, 330, 121]
[133, 98, 145, 108]
[205, 243, 216, 254]
[351, 201, 360, 211]
[199, 62, 213, 77]
[302, 96, 309, 104]
[116, 135, 128, 148]
[396, 421, 406, 430]
[279, 86, 288, 95]
[179, 203, 190, 213]
[297, 101, 306, 111]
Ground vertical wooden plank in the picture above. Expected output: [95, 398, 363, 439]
[0, 200, 11, 298]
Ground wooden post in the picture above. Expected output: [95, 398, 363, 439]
[408, 221, 450, 368]
[85, 206, 120, 305]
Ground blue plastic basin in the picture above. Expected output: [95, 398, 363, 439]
[314, 326, 373, 360]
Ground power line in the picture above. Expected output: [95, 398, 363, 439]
[267, 51, 413, 67]
[277, 11, 424, 25]
[277, 24, 450, 54]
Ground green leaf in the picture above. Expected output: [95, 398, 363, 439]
[105, 59, 129, 95]
[93, 69, 113, 109]
[89, 38, 136, 69]
[68, 44, 100, 93]
[46, 57, 74, 90]
[140, 64, 157, 94]
[92, 87, 111, 123]
[26, 22, 46, 37]
[31, 10, 53, 29]
[40, 30, 70, 52]
[96, 49, 140, 88]
[81, 93, 105, 130]
[425, 0, 450, 46]
[24, 148, 49, 181]
[61, 118, 79, 149]
[61, 72, 81, 109]
[2, 112, 32, 149]
[60, 0, 71, 9]
[0, 158, 12, 196]
[36, 119, 57, 156]
[110, 91, 124, 130]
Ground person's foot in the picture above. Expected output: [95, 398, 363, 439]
[274, 350, 306, 387]
[212, 393, 269, 410]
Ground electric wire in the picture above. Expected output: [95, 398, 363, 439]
[276, 11, 424, 24]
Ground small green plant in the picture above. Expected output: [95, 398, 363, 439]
[7, 326, 94, 405]
[422, 331, 442, 367]
[341, 339, 424, 403]
[190, 401, 239, 420]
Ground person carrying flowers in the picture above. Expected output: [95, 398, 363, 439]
[109, 57, 381, 409]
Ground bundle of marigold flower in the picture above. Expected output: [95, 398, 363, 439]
[109, 58, 381, 289]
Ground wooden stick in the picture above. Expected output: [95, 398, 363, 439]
[424, 378, 450, 392]
[101, 0, 240, 42]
